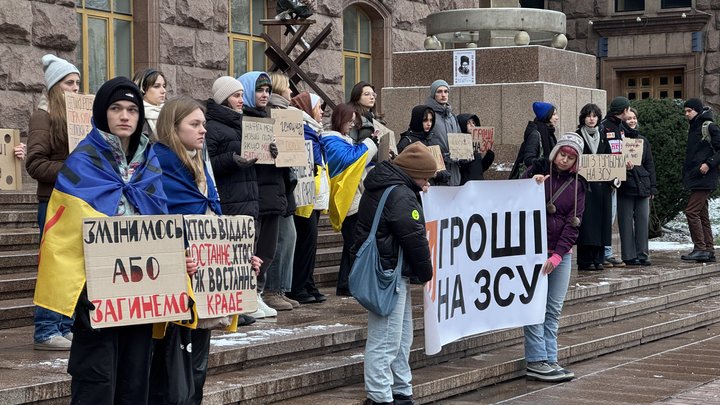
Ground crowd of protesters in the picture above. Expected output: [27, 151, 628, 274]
[20, 52, 719, 404]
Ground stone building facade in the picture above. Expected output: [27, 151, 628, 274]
[1, 0, 718, 136]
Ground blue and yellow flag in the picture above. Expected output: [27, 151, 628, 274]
[321, 134, 376, 231]
[33, 128, 167, 317]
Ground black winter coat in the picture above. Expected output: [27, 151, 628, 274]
[619, 127, 657, 198]
[205, 99, 259, 219]
[575, 127, 613, 247]
[683, 108, 720, 191]
[242, 106, 289, 216]
[509, 120, 556, 179]
[350, 161, 433, 282]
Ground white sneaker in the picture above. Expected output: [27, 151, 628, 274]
[249, 296, 278, 319]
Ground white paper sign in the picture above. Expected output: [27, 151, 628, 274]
[453, 49, 476, 86]
[422, 179, 548, 355]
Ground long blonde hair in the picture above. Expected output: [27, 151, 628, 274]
[268, 71, 290, 95]
[47, 82, 69, 146]
[156, 96, 207, 193]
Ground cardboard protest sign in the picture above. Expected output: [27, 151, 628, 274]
[0, 129, 23, 190]
[622, 138, 644, 165]
[82, 215, 190, 328]
[447, 133, 474, 161]
[373, 119, 397, 162]
[271, 109, 307, 167]
[472, 127, 495, 154]
[241, 116, 275, 164]
[422, 179, 548, 355]
[428, 145, 446, 171]
[292, 140, 316, 207]
[184, 215, 258, 318]
[578, 154, 626, 182]
[65, 93, 95, 152]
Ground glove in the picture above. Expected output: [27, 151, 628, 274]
[542, 253, 563, 274]
[269, 142, 279, 159]
[434, 170, 451, 184]
[530, 157, 549, 176]
[233, 153, 258, 168]
[74, 289, 97, 331]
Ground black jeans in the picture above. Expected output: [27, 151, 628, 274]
[337, 213, 358, 294]
[291, 211, 320, 296]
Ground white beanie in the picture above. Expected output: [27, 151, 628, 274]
[549, 132, 584, 162]
[212, 76, 244, 105]
[42, 54, 80, 90]
[310, 93, 322, 109]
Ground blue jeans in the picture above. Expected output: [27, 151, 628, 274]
[365, 277, 413, 403]
[524, 253, 572, 363]
[34, 200, 74, 343]
[264, 215, 297, 292]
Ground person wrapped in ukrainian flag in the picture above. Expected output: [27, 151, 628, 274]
[320, 103, 378, 296]
[32, 76, 194, 404]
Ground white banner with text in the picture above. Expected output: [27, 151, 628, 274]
[421, 179, 549, 355]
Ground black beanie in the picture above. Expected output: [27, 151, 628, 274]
[93, 76, 145, 137]
[684, 98, 704, 114]
[608, 96, 630, 115]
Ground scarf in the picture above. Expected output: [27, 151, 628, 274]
[144, 101, 163, 139]
[155, 143, 221, 215]
[580, 126, 600, 154]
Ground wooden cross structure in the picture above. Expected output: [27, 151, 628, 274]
[259, 19, 336, 110]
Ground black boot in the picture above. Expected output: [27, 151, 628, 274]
[392, 393, 417, 405]
[682, 250, 710, 262]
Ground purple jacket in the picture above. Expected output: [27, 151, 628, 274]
[542, 169, 586, 257]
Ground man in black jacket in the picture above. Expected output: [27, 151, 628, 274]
[681, 98, 720, 262]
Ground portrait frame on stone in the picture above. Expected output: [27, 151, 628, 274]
[453, 49, 476, 86]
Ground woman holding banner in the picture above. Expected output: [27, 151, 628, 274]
[617, 107, 657, 266]
[26, 54, 80, 351]
[523, 132, 586, 383]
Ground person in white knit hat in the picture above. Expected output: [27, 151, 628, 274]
[205, 76, 262, 325]
[26, 53, 80, 351]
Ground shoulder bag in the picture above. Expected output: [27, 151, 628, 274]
[348, 184, 403, 317]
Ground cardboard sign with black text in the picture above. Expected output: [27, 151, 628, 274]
[578, 154, 626, 182]
[184, 215, 258, 318]
[82, 215, 190, 328]
[373, 119, 397, 162]
[448, 133, 474, 161]
[241, 117, 275, 164]
[65, 93, 95, 153]
[428, 145, 446, 172]
[271, 109, 307, 167]
[0, 129, 23, 190]
[293, 140, 316, 207]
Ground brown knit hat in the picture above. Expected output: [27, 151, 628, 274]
[393, 142, 438, 179]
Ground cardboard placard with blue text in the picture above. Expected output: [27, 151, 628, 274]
[184, 215, 258, 318]
[421, 179, 548, 355]
[82, 215, 190, 328]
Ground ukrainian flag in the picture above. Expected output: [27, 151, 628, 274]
[321, 134, 377, 231]
[33, 127, 167, 318]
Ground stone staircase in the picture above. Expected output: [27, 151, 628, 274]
[0, 189, 720, 404]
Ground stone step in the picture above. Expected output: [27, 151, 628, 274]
[315, 246, 342, 269]
[0, 210, 37, 228]
[0, 192, 38, 210]
[0, 228, 39, 252]
[314, 265, 339, 287]
[2, 264, 717, 403]
[0, 250, 38, 275]
[0, 297, 33, 330]
[0, 271, 36, 300]
[278, 297, 720, 405]
[316, 230, 344, 250]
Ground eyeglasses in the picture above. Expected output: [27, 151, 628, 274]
[362, 91, 377, 97]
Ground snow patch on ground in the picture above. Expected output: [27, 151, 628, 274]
[211, 323, 351, 347]
[35, 358, 68, 369]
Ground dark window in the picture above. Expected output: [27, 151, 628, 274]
[628, 92, 637, 100]
[641, 91, 650, 99]
[674, 90, 683, 98]
[616, 0, 644, 12]
[641, 77, 650, 86]
[520, 0, 545, 8]
[628, 78, 636, 86]
[674, 75, 682, 84]
[660, 76, 668, 85]
[661, 0, 691, 8]
[660, 90, 668, 98]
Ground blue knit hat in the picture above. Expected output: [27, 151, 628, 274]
[532, 102, 555, 121]
[429, 79, 450, 98]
